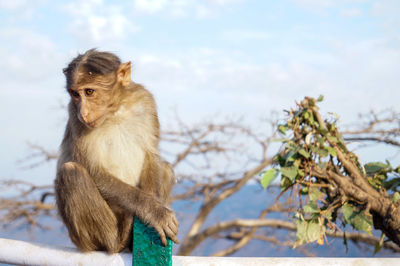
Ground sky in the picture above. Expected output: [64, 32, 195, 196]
[0, 0, 399, 184]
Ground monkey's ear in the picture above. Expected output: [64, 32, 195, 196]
[117, 61, 131, 87]
[62, 68, 68, 76]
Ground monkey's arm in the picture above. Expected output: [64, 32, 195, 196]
[92, 167, 179, 246]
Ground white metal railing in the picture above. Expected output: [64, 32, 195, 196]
[0, 238, 397, 266]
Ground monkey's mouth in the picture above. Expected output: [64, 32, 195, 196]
[85, 116, 106, 128]
[86, 118, 100, 128]
[79, 116, 99, 128]
[86, 121, 97, 128]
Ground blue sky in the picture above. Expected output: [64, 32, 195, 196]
[0, 0, 400, 183]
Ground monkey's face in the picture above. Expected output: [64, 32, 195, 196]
[66, 62, 131, 129]
[68, 73, 116, 128]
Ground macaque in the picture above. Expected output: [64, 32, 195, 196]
[55, 49, 178, 253]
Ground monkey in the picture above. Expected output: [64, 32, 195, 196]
[55, 49, 179, 253]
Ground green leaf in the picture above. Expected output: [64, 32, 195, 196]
[319, 128, 329, 136]
[342, 204, 354, 222]
[278, 124, 288, 135]
[342, 203, 372, 234]
[286, 142, 300, 151]
[261, 169, 279, 189]
[364, 162, 390, 175]
[395, 166, 400, 174]
[383, 177, 400, 191]
[294, 219, 321, 248]
[272, 138, 289, 143]
[337, 137, 347, 151]
[277, 154, 286, 167]
[391, 192, 400, 204]
[320, 149, 329, 157]
[317, 95, 324, 102]
[298, 169, 305, 177]
[298, 148, 310, 159]
[325, 146, 337, 157]
[281, 166, 298, 181]
[326, 135, 338, 144]
[368, 174, 386, 189]
[374, 233, 385, 255]
[293, 159, 301, 167]
[300, 187, 309, 195]
[294, 219, 307, 247]
[306, 220, 321, 243]
[308, 113, 315, 124]
[309, 187, 324, 201]
[304, 201, 319, 214]
[343, 231, 348, 252]
[283, 150, 297, 163]
[316, 137, 324, 146]
[311, 146, 329, 157]
[280, 176, 292, 190]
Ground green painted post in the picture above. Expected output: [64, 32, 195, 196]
[132, 217, 173, 266]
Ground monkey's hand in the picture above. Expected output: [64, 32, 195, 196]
[91, 172, 179, 246]
[148, 201, 179, 246]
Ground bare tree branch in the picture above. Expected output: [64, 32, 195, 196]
[2, 109, 400, 256]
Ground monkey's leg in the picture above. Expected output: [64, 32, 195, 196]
[55, 162, 122, 253]
[109, 204, 134, 251]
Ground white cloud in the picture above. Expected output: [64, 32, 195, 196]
[221, 29, 271, 42]
[0, 28, 62, 84]
[291, 0, 370, 14]
[131, 0, 244, 18]
[293, 0, 335, 8]
[129, 31, 400, 124]
[0, 0, 32, 10]
[0, 0, 24, 9]
[64, 0, 140, 45]
[209, 0, 244, 5]
[372, 0, 400, 32]
[291, 0, 335, 12]
[133, 0, 168, 14]
[0, 0, 46, 21]
[340, 7, 362, 17]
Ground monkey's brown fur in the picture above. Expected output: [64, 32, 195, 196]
[55, 49, 178, 253]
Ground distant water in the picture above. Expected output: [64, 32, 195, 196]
[0, 184, 399, 258]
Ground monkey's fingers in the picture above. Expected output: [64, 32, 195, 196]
[168, 221, 178, 235]
[164, 225, 179, 244]
[154, 225, 167, 246]
[169, 225, 179, 240]
[172, 215, 179, 228]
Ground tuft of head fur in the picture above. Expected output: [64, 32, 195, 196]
[63, 49, 121, 90]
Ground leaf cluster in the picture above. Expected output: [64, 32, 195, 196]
[261, 96, 400, 250]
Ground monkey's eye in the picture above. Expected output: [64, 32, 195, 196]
[85, 88, 95, 96]
[69, 90, 80, 98]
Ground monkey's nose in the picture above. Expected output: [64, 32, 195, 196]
[78, 112, 90, 126]
[80, 109, 89, 121]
